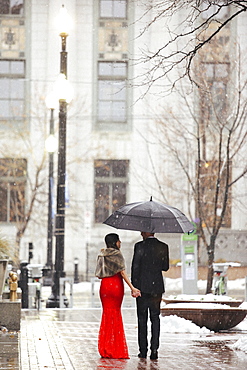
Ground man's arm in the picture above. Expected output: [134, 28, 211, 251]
[162, 244, 169, 272]
[120, 270, 141, 297]
[131, 243, 142, 289]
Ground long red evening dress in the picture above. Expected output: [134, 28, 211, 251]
[98, 272, 130, 359]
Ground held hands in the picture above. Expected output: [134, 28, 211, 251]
[131, 287, 141, 298]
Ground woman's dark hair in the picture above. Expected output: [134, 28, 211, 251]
[105, 233, 119, 249]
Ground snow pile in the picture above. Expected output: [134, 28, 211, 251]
[165, 278, 182, 290]
[72, 281, 100, 292]
[231, 336, 247, 354]
[161, 315, 211, 334]
[163, 302, 241, 309]
[164, 293, 240, 302]
[165, 277, 246, 292]
[227, 278, 246, 290]
[240, 302, 247, 309]
[234, 312, 247, 331]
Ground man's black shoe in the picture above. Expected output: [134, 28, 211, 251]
[138, 353, 147, 359]
[150, 350, 158, 360]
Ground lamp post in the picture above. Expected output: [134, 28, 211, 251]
[74, 257, 79, 284]
[46, 5, 72, 308]
[44, 92, 57, 286]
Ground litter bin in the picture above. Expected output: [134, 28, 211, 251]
[27, 264, 43, 309]
[28, 264, 43, 280]
[213, 262, 241, 295]
[213, 264, 228, 295]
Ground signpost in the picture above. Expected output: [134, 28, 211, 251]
[181, 233, 198, 294]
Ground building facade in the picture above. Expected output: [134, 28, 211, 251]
[0, 0, 246, 279]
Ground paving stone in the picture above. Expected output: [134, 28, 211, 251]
[1, 307, 247, 369]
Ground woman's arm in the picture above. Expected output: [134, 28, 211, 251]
[120, 270, 141, 297]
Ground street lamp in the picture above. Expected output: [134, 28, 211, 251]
[74, 257, 79, 284]
[46, 4, 73, 308]
[44, 92, 57, 286]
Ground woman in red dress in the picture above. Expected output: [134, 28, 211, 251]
[95, 233, 140, 359]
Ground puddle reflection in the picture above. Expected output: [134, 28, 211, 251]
[96, 357, 163, 370]
[137, 359, 162, 370]
[97, 358, 129, 369]
[195, 339, 243, 367]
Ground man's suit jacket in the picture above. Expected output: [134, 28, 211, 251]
[131, 237, 169, 294]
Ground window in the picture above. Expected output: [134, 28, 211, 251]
[0, 60, 25, 119]
[0, 0, 24, 15]
[94, 159, 129, 223]
[200, 62, 229, 123]
[96, 0, 130, 129]
[98, 61, 127, 123]
[0, 158, 26, 223]
[100, 0, 127, 19]
[197, 160, 231, 228]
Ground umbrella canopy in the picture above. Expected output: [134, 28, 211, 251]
[103, 197, 194, 234]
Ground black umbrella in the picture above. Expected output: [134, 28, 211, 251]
[103, 197, 194, 234]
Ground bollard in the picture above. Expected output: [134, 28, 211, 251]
[19, 262, 29, 308]
[9, 271, 18, 301]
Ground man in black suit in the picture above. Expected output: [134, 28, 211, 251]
[131, 231, 169, 360]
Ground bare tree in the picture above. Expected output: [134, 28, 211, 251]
[133, 0, 247, 292]
[149, 62, 247, 292]
[0, 89, 103, 265]
[0, 115, 48, 263]
[135, 0, 247, 93]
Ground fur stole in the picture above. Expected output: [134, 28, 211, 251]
[95, 247, 125, 278]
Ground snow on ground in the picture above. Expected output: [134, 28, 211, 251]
[165, 277, 246, 292]
[163, 293, 241, 302]
[72, 280, 99, 292]
[162, 302, 245, 309]
[74, 277, 246, 294]
[160, 315, 212, 334]
[231, 336, 247, 354]
[227, 278, 246, 290]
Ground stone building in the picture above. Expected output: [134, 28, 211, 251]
[0, 1, 246, 280]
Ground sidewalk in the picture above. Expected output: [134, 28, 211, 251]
[0, 282, 246, 370]
[1, 307, 246, 370]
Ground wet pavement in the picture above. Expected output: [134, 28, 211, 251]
[0, 284, 246, 369]
[0, 331, 19, 369]
[0, 307, 246, 370]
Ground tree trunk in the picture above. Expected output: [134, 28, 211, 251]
[14, 231, 22, 266]
[206, 234, 216, 294]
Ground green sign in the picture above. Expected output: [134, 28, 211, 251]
[184, 245, 195, 254]
[182, 233, 198, 242]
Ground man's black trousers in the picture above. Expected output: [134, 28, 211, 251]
[136, 292, 162, 354]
